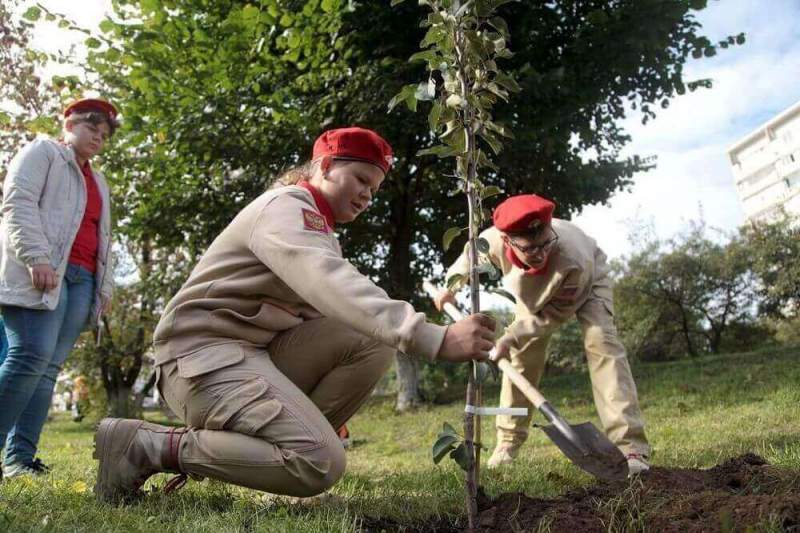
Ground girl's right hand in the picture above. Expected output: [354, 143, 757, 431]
[31, 264, 58, 291]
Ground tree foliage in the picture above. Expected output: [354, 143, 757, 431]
[615, 223, 758, 359]
[741, 212, 800, 319]
[0, 1, 83, 181]
[29, 0, 742, 410]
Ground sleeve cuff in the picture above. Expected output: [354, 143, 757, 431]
[408, 322, 448, 362]
[28, 256, 51, 266]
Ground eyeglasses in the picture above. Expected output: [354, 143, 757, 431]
[507, 229, 559, 256]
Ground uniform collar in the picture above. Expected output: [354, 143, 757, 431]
[504, 243, 550, 276]
[298, 180, 335, 230]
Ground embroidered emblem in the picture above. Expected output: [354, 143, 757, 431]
[302, 208, 328, 233]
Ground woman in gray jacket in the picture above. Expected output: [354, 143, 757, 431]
[0, 98, 116, 480]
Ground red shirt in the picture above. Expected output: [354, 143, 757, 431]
[68, 162, 102, 273]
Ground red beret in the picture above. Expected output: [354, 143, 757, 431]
[313, 127, 393, 174]
[64, 98, 118, 120]
[493, 194, 556, 234]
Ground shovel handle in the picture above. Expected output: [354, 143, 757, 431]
[423, 281, 547, 409]
[494, 359, 547, 409]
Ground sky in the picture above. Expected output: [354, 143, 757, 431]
[21, 0, 800, 262]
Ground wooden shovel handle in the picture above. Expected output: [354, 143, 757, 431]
[494, 359, 546, 409]
[424, 281, 547, 409]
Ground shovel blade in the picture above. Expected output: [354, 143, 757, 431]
[540, 422, 628, 481]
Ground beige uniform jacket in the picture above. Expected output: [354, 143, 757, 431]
[445, 219, 611, 352]
[154, 185, 446, 368]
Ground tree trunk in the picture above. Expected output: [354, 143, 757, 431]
[106, 383, 135, 418]
[395, 353, 421, 411]
[133, 370, 157, 410]
[388, 165, 422, 412]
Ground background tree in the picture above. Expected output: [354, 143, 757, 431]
[614, 223, 757, 359]
[0, 1, 82, 181]
[61, 0, 741, 411]
[742, 212, 800, 319]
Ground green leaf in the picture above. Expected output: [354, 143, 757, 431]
[481, 185, 502, 199]
[432, 434, 459, 464]
[446, 273, 467, 290]
[476, 237, 490, 253]
[22, 6, 42, 21]
[450, 442, 473, 471]
[99, 19, 115, 34]
[85, 37, 102, 49]
[417, 144, 458, 158]
[440, 422, 459, 438]
[321, 0, 337, 13]
[409, 50, 439, 64]
[494, 71, 521, 93]
[443, 226, 463, 251]
[388, 84, 417, 112]
[428, 101, 443, 133]
[442, 126, 466, 154]
[478, 129, 503, 155]
[488, 16, 509, 37]
[390, 0, 408, 5]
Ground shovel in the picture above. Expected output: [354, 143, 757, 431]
[423, 281, 628, 481]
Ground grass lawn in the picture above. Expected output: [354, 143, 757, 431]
[1, 345, 798, 532]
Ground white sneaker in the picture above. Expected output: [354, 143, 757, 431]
[487, 442, 521, 469]
[626, 453, 650, 476]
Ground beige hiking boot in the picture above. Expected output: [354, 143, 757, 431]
[626, 453, 650, 476]
[486, 442, 522, 469]
[94, 418, 187, 503]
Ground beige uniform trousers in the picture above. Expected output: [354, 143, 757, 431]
[496, 291, 650, 457]
[156, 317, 394, 497]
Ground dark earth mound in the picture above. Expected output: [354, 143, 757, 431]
[360, 454, 800, 532]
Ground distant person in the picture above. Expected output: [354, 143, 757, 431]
[435, 194, 651, 475]
[72, 375, 90, 423]
[93, 127, 496, 503]
[0, 98, 116, 480]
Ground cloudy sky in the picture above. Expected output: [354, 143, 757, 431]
[24, 0, 800, 260]
[572, 0, 800, 258]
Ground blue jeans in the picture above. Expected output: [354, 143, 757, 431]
[0, 264, 95, 466]
[0, 318, 7, 365]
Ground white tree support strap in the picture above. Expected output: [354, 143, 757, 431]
[464, 405, 528, 416]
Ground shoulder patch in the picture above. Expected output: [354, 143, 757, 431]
[302, 208, 329, 233]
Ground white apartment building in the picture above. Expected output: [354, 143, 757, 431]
[728, 100, 800, 223]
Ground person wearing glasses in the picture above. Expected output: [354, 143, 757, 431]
[0, 98, 117, 480]
[434, 194, 650, 474]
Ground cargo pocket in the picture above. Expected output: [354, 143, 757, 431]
[177, 343, 245, 379]
[205, 377, 283, 435]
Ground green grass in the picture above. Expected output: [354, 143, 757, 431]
[1, 346, 799, 532]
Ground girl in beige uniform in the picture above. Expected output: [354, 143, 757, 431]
[94, 127, 496, 502]
[436, 194, 650, 473]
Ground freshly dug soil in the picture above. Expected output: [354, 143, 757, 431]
[360, 454, 800, 532]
